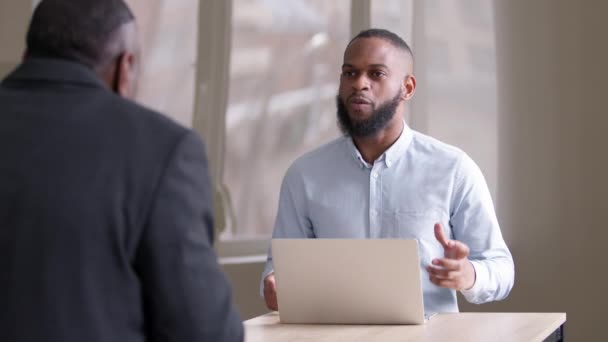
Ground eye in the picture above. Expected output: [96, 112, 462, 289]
[341, 70, 356, 78]
[370, 70, 387, 78]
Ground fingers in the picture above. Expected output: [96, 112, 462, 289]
[426, 262, 460, 290]
[427, 267, 456, 280]
[448, 240, 470, 260]
[264, 292, 278, 311]
[426, 259, 459, 278]
[427, 259, 476, 290]
[433, 223, 451, 249]
[429, 274, 458, 289]
[263, 274, 278, 311]
[265, 294, 278, 311]
[431, 258, 461, 270]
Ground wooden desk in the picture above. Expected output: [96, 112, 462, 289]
[245, 312, 566, 342]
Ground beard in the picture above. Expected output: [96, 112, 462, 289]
[336, 91, 401, 138]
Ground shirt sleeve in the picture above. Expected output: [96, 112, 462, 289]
[450, 153, 515, 304]
[260, 163, 314, 296]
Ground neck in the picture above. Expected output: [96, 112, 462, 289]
[95, 62, 115, 89]
[352, 118, 404, 164]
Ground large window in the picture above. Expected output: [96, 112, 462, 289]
[372, 0, 498, 197]
[124, 0, 498, 245]
[221, 0, 351, 239]
[126, 0, 198, 127]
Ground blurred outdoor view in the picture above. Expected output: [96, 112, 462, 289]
[223, 0, 350, 238]
[124, 0, 497, 241]
[223, 0, 497, 239]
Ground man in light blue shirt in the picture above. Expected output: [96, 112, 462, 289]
[261, 28, 514, 315]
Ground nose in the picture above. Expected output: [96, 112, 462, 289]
[351, 74, 370, 92]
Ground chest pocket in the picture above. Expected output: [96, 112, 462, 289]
[389, 208, 449, 266]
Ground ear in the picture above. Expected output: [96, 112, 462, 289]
[115, 52, 137, 98]
[401, 75, 417, 101]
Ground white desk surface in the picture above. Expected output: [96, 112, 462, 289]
[245, 311, 566, 342]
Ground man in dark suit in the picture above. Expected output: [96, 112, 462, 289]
[0, 0, 243, 341]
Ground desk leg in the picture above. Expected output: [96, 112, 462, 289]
[557, 324, 564, 342]
[544, 324, 564, 342]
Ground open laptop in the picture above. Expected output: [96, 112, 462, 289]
[271, 239, 425, 325]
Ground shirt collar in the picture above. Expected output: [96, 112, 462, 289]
[345, 120, 413, 169]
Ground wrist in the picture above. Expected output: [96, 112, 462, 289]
[463, 260, 476, 290]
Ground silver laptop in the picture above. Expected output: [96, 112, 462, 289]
[271, 239, 425, 325]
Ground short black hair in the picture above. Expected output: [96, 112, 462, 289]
[348, 28, 413, 58]
[26, 0, 135, 69]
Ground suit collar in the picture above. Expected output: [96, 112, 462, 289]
[2, 58, 108, 89]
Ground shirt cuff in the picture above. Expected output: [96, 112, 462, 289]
[259, 260, 275, 297]
[460, 259, 488, 303]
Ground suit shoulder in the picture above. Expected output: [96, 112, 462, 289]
[107, 95, 189, 138]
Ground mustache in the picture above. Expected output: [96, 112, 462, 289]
[347, 94, 372, 104]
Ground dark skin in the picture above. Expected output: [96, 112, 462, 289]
[264, 38, 476, 312]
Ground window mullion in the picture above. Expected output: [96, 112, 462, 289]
[192, 0, 233, 238]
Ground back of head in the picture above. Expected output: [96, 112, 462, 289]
[26, 0, 135, 71]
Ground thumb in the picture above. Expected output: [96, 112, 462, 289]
[449, 240, 470, 260]
[434, 223, 452, 250]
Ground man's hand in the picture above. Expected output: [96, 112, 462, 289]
[426, 223, 476, 291]
[263, 273, 278, 311]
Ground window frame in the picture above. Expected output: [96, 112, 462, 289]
[192, 0, 373, 259]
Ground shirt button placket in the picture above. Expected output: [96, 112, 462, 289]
[369, 166, 381, 238]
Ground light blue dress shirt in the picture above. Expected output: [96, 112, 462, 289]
[262, 123, 514, 315]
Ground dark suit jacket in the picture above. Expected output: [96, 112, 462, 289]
[0, 58, 243, 342]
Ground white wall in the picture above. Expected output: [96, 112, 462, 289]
[222, 262, 267, 320]
[0, 1, 31, 78]
[459, 1, 608, 340]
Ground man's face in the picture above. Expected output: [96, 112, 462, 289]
[337, 37, 411, 137]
